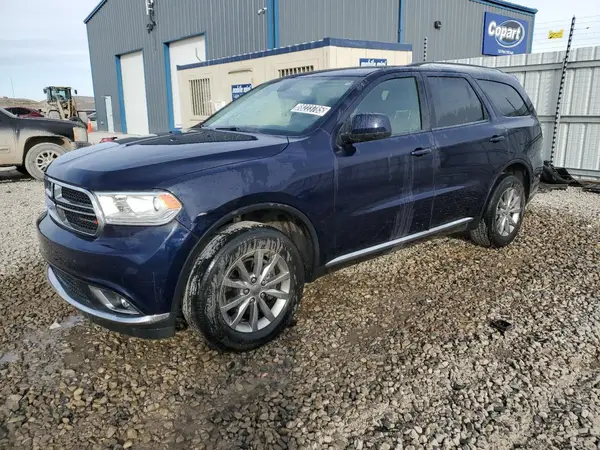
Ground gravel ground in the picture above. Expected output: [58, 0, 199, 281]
[0, 175, 599, 450]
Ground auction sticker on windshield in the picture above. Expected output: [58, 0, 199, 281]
[291, 103, 331, 116]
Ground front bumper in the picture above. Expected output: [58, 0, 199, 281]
[47, 266, 173, 338]
[37, 211, 198, 339]
[74, 141, 91, 149]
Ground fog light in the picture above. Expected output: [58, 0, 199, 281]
[89, 286, 140, 316]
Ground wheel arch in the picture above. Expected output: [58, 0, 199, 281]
[170, 202, 321, 320]
[22, 135, 71, 165]
[475, 159, 533, 222]
[198, 202, 320, 277]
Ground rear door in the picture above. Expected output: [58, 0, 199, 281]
[424, 73, 509, 228]
[332, 73, 436, 259]
[477, 78, 543, 177]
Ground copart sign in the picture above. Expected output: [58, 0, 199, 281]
[482, 12, 529, 56]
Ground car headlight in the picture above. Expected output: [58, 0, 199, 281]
[95, 191, 182, 226]
[73, 126, 88, 143]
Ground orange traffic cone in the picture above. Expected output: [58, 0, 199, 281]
[87, 120, 93, 133]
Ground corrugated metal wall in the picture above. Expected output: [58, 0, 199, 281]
[278, 0, 398, 46]
[450, 46, 600, 179]
[86, 0, 267, 133]
[403, 0, 534, 63]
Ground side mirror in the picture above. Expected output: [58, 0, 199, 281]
[341, 113, 392, 144]
[43, 88, 47, 94]
[74, 89, 78, 95]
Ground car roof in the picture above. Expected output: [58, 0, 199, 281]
[295, 62, 507, 80]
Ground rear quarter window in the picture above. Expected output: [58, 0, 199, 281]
[478, 79, 530, 117]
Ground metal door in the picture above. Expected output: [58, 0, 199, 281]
[104, 96, 114, 133]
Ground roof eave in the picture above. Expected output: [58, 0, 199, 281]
[474, 0, 537, 15]
[84, 0, 107, 24]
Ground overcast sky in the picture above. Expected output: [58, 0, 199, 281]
[0, 0, 599, 100]
[0, 0, 98, 100]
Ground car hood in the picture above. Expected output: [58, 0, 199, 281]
[18, 117, 79, 127]
[46, 129, 290, 191]
[17, 116, 81, 134]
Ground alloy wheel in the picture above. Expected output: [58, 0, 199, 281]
[219, 249, 291, 333]
[495, 186, 522, 236]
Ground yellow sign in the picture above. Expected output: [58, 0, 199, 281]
[548, 29, 564, 39]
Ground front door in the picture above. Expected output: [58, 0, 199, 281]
[333, 74, 436, 260]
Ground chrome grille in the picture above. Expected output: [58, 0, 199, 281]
[61, 187, 92, 206]
[45, 178, 99, 236]
[62, 209, 98, 234]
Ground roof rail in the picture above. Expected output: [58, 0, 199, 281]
[409, 61, 504, 72]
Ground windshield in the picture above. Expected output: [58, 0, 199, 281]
[0, 107, 16, 118]
[200, 76, 357, 135]
[46, 87, 71, 102]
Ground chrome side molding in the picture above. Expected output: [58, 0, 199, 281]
[326, 217, 473, 267]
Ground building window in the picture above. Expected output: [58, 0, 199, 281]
[190, 78, 212, 116]
[278, 65, 314, 78]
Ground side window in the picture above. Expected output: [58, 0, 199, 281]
[352, 77, 422, 135]
[427, 76, 485, 128]
[478, 79, 530, 117]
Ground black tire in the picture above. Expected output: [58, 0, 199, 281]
[182, 221, 305, 351]
[15, 166, 30, 176]
[24, 142, 66, 181]
[470, 174, 526, 248]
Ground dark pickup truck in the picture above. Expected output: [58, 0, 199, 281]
[0, 107, 89, 180]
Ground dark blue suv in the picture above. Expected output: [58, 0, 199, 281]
[37, 63, 543, 351]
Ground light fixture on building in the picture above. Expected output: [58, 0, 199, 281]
[146, 0, 156, 33]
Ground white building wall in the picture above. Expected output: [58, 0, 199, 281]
[177, 44, 412, 128]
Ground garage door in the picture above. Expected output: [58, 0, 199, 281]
[168, 35, 206, 129]
[120, 51, 149, 135]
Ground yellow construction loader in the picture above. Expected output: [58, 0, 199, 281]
[41, 86, 83, 124]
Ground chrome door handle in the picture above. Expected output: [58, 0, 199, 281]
[490, 135, 506, 143]
[411, 148, 432, 157]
